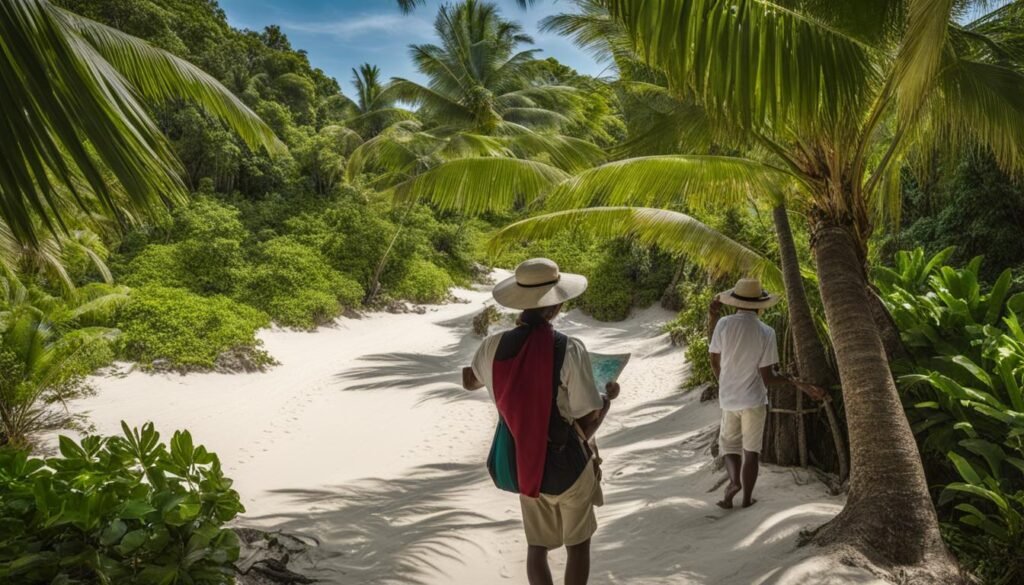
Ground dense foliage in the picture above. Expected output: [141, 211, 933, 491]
[7, 0, 650, 379]
[116, 286, 272, 371]
[0, 423, 243, 584]
[877, 248, 1024, 583]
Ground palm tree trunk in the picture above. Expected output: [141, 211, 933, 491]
[771, 205, 848, 479]
[809, 223, 956, 578]
[773, 205, 832, 386]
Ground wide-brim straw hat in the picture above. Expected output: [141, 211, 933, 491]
[492, 258, 588, 310]
[718, 278, 780, 310]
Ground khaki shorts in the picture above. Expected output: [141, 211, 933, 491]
[719, 406, 768, 455]
[519, 460, 598, 549]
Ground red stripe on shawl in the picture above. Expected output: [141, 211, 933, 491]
[492, 324, 553, 498]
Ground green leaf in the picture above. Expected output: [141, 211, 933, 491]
[116, 529, 148, 555]
[391, 158, 569, 214]
[948, 355, 993, 390]
[984, 268, 1013, 324]
[959, 439, 1007, 479]
[99, 519, 127, 546]
[119, 500, 156, 520]
[491, 206, 783, 291]
[1008, 292, 1024, 314]
[948, 450, 982, 484]
[541, 155, 795, 212]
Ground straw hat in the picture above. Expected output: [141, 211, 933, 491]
[492, 258, 588, 310]
[718, 278, 780, 310]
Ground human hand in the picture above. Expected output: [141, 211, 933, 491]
[798, 382, 827, 401]
[709, 294, 723, 316]
[605, 382, 621, 401]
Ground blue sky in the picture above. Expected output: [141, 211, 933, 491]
[217, 0, 605, 96]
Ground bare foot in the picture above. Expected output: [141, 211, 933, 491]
[717, 483, 741, 509]
[742, 498, 758, 509]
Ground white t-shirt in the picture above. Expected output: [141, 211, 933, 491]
[708, 311, 780, 411]
[471, 331, 605, 421]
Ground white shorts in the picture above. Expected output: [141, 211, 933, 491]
[719, 406, 768, 455]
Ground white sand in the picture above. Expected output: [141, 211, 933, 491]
[53, 276, 888, 585]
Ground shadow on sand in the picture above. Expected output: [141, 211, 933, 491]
[244, 462, 517, 584]
[589, 394, 842, 584]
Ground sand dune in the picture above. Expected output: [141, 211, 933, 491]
[55, 277, 887, 584]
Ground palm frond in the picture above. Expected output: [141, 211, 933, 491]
[543, 155, 795, 212]
[391, 157, 569, 214]
[491, 206, 783, 289]
[614, 81, 714, 157]
[399, 0, 536, 13]
[892, 0, 957, 121]
[933, 56, 1024, 175]
[604, 0, 877, 131]
[55, 6, 285, 156]
[0, 0, 183, 245]
[503, 131, 606, 173]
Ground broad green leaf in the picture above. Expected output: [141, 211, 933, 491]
[99, 519, 127, 546]
[948, 451, 982, 484]
[959, 439, 1007, 479]
[116, 529, 147, 555]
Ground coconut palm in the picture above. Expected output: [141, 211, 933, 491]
[508, 0, 1024, 577]
[0, 277, 126, 448]
[340, 64, 416, 139]
[0, 0, 284, 249]
[1, 219, 113, 295]
[348, 0, 604, 207]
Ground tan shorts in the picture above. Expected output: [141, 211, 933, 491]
[719, 406, 768, 455]
[519, 460, 598, 549]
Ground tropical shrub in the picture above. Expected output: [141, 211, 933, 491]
[121, 244, 188, 289]
[116, 286, 271, 371]
[0, 423, 244, 584]
[0, 293, 118, 447]
[663, 280, 716, 388]
[239, 237, 362, 328]
[170, 198, 248, 295]
[877, 248, 1024, 583]
[395, 258, 453, 304]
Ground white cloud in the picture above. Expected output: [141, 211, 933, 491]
[283, 13, 433, 42]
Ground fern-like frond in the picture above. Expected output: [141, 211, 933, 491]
[56, 7, 285, 156]
[391, 158, 569, 214]
[492, 206, 783, 289]
[604, 0, 877, 131]
[543, 155, 796, 212]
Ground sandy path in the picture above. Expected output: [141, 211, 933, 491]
[56, 277, 885, 584]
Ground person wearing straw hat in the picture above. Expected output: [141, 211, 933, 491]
[708, 278, 826, 510]
[462, 258, 619, 585]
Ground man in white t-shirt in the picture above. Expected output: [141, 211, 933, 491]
[708, 278, 825, 509]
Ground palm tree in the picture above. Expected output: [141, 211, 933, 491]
[0, 0, 284, 249]
[348, 0, 604, 302]
[349, 0, 603, 200]
[0, 276, 126, 448]
[340, 64, 415, 139]
[532, 0, 1024, 577]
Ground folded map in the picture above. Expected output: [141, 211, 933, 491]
[589, 352, 631, 395]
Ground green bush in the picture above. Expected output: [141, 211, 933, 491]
[240, 237, 362, 328]
[117, 286, 271, 371]
[579, 256, 634, 321]
[877, 248, 1024, 584]
[119, 198, 250, 296]
[171, 198, 248, 295]
[577, 242, 674, 322]
[0, 423, 244, 584]
[683, 337, 715, 390]
[395, 258, 453, 304]
[121, 244, 187, 289]
[663, 280, 717, 388]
